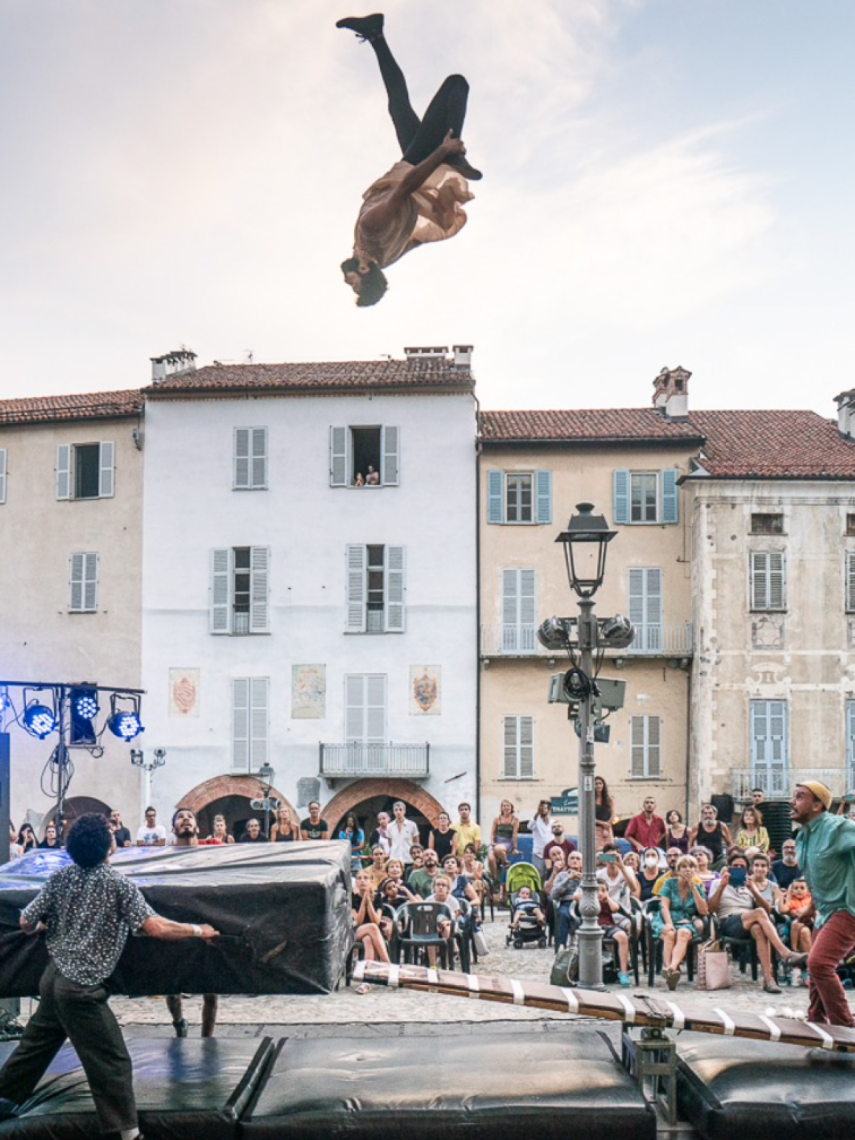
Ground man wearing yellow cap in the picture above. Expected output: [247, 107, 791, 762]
[792, 781, 855, 1026]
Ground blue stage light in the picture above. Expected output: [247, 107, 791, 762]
[70, 686, 99, 745]
[24, 704, 58, 739]
[107, 712, 143, 741]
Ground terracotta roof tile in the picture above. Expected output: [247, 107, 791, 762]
[144, 357, 474, 395]
[690, 410, 855, 479]
[0, 390, 142, 427]
[479, 408, 703, 443]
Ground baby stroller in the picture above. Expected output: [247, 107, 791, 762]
[505, 862, 547, 949]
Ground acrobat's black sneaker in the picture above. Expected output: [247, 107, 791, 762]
[447, 155, 483, 181]
[335, 14, 384, 41]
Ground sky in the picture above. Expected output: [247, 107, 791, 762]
[1, 0, 853, 415]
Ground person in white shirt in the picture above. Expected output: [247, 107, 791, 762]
[387, 801, 420, 869]
[135, 806, 167, 847]
[528, 799, 552, 877]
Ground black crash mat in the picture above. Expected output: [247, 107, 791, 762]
[0, 1037, 272, 1140]
[676, 1031, 855, 1140]
[0, 842, 352, 997]
[242, 1028, 656, 1139]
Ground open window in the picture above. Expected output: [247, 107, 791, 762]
[56, 442, 115, 500]
[330, 425, 399, 487]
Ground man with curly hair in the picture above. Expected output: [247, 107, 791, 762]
[337, 13, 480, 307]
[0, 812, 218, 1138]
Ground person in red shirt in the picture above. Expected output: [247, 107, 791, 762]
[625, 796, 666, 853]
[543, 822, 577, 872]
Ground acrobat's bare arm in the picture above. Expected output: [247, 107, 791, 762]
[359, 131, 465, 238]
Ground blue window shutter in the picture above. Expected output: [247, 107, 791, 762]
[487, 470, 504, 524]
[536, 470, 552, 524]
[613, 470, 630, 524]
[661, 469, 678, 524]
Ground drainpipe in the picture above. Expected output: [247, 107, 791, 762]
[474, 391, 482, 824]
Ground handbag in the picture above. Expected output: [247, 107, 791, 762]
[697, 939, 731, 991]
[473, 927, 489, 957]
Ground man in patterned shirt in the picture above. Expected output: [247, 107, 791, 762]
[0, 812, 218, 1138]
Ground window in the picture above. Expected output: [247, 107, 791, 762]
[502, 569, 536, 652]
[847, 514, 855, 537]
[750, 699, 789, 796]
[345, 674, 386, 742]
[847, 552, 855, 613]
[345, 544, 405, 632]
[56, 442, 114, 500]
[751, 513, 784, 535]
[69, 552, 99, 613]
[0, 449, 6, 504]
[210, 546, 270, 634]
[750, 551, 786, 611]
[232, 678, 269, 770]
[847, 701, 855, 794]
[329, 425, 399, 487]
[233, 428, 268, 490]
[630, 715, 661, 778]
[628, 568, 662, 652]
[503, 715, 534, 779]
[613, 469, 678, 525]
[487, 470, 552, 525]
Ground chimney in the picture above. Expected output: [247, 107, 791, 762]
[403, 346, 448, 360]
[452, 344, 473, 368]
[150, 348, 197, 383]
[835, 389, 855, 439]
[652, 365, 691, 419]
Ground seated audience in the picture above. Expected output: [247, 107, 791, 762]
[690, 845, 719, 893]
[550, 850, 584, 948]
[272, 806, 302, 843]
[771, 838, 801, 889]
[201, 813, 234, 845]
[733, 806, 769, 854]
[690, 804, 732, 869]
[596, 881, 632, 986]
[352, 868, 391, 969]
[638, 846, 664, 902]
[37, 824, 61, 850]
[136, 806, 167, 846]
[597, 845, 639, 904]
[653, 854, 708, 990]
[778, 877, 814, 985]
[109, 809, 132, 848]
[510, 886, 545, 933]
[238, 818, 268, 843]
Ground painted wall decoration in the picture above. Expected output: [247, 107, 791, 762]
[169, 669, 200, 717]
[410, 665, 441, 715]
[292, 664, 326, 719]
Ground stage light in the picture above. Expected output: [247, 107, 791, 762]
[108, 711, 143, 741]
[23, 703, 58, 739]
[70, 686, 99, 745]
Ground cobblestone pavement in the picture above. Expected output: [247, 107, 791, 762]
[12, 910, 854, 1036]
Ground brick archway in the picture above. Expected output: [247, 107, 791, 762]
[323, 780, 446, 835]
[180, 775, 295, 820]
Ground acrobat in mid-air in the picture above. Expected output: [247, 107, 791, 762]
[337, 13, 481, 307]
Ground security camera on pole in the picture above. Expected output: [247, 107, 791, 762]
[538, 503, 634, 989]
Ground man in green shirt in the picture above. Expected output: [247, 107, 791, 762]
[793, 781, 855, 1026]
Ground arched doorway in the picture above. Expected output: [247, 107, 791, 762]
[44, 795, 112, 839]
[323, 780, 446, 848]
[179, 774, 296, 842]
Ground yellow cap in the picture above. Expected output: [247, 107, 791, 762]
[797, 780, 833, 811]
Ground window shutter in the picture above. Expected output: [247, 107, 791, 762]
[628, 569, 645, 648]
[234, 428, 250, 489]
[98, 441, 115, 498]
[647, 716, 661, 777]
[232, 679, 250, 770]
[502, 570, 518, 652]
[210, 548, 232, 634]
[0, 449, 6, 504]
[69, 553, 84, 611]
[345, 544, 367, 632]
[503, 716, 518, 778]
[613, 469, 630, 524]
[345, 674, 365, 743]
[487, 470, 504, 524]
[847, 553, 855, 613]
[646, 568, 663, 651]
[381, 426, 400, 486]
[250, 677, 269, 766]
[56, 445, 71, 500]
[661, 469, 679, 524]
[750, 552, 766, 610]
[249, 546, 270, 632]
[330, 426, 349, 486]
[847, 701, 855, 790]
[769, 552, 786, 610]
[365, 674, 386, 742]
[251, 428, 267, 489]
[519, 715, 534, 778]
[750, 700, 766, 768]
[631, 716, 646, 777]
[83, 552, 99, 612]
[519, 569, 536, 650]
[536, 470, 552, 524]
[751, 551, 786, 610]
[385, 545, 406, 632]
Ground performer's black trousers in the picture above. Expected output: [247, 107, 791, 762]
[0, 961, 137, 1133]
[370, 35, 469, 163]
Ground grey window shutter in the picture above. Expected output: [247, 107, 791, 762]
[382, 426, 400, 486]
[847, 553, 855, 613]
[661, 469, 678, 524]
[210, 548, 232, 634]
[647, 716, 662, 777]
[502, 569, 519, 652]
[503, 716, 518, 778]
[330, 426, 349, 486]
[519, 569, 536, 650]
[519, 715, 534, 778]
[536, 470, 552, 524]
[365, 674, 386, 742]
[628, 569, 645, 647]
[249, 546, 270, 632]
[613, 470, 630, 524]
[345, 674, 365, 742]
[0, 449, 6, 504]
[83, 552, 99, 612]
[234, 428, 250, 489]
[99, 441, 115, 498]
[345, 544, 367, 632]
[69, 553, 84, 611]
[232, 679, 250, 770]
[487, 470, 504, 524]
[769, 552, 786, 610]
[646, 569, 663, 650]
[750, 552, 765, 610]
[250, 678, 269, 766]
[56, 445, 71, 500]
[251, 428, 267, 488]
[631, 716, 646, 777]
[385, 545, 406, 632]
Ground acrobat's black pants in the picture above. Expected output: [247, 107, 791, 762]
[368, 34, 470, 163]
[0, 961, 137, 1133]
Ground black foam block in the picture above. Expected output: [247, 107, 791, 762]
[677, 1032, 855, 1140]
[242, 1028, 656, 1139]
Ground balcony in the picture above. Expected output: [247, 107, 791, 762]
[319, 742, 430, 781]
[731, 768, 852, 800]
[479, 622, 693, 660]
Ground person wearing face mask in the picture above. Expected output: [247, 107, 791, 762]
[638, 847, 664, 903]
[772, 839, 801, 890]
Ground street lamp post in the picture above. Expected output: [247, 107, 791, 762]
[555, 503, 616, 989]
[130, 747, 166, 811]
